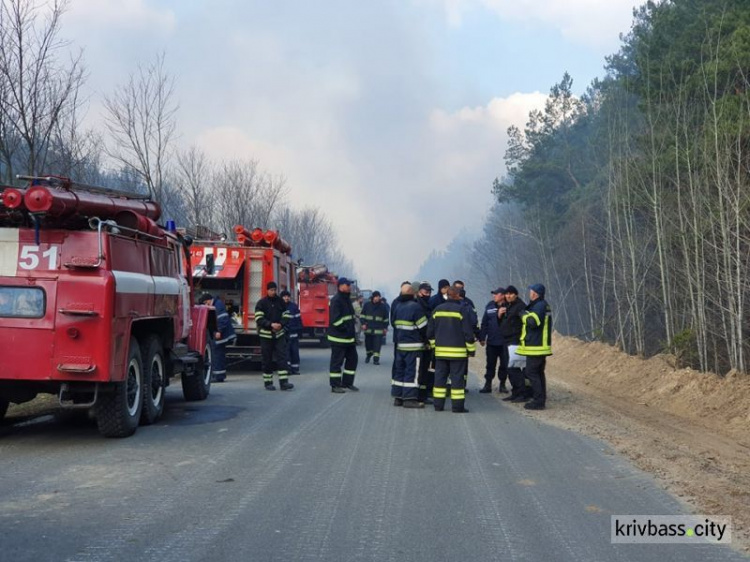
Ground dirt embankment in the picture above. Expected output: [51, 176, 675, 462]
[473, 335, 750, 552]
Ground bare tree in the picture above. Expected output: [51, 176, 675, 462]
[175, 145, 212, 226]
[211, 159, 288, 233]
[0, 0, 86, 181]
[103, 53, 177, 202]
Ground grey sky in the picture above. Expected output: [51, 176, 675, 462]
[65, 0, 638, 291]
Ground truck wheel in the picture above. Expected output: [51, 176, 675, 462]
[95, 336, 144, 438]
[182, 330, 212, 401]
[140, 335, 166, 425]
[0, 398, 8, 422]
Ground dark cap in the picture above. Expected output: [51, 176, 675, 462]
[372, 290, 381, 298]
[198, 292, 214, 303]
[419, 282, 433, 291]
[266, 281, 278, 290]
[337, 277, 351, 286]
[438, 279, 450, 289]
[505, 285, 518, 295]
[491, 287, 506, 295]
[528, 283, 546, 298]
[280, 290, 291, 297]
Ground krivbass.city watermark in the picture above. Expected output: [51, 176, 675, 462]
[611, 515, 731, 544]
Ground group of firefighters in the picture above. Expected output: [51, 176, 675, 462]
[200, 276, 552, 412]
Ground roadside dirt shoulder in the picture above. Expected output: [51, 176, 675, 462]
[472, 336, 750, 552]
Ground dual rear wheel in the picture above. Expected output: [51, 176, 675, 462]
[95, 332, 211, 437]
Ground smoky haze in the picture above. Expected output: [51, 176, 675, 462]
[60, 0, 638, 293]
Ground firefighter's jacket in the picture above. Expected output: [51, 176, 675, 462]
[255, 295, 291, 339]
[286, 301, 302, 338]
[518, 298, 552, 356]
[499, 298, 526, 345]
[479, 300, 506, 346]
[427, 300, 477, 359]
[215, 298, 237, 345]
[361, 300, 389, 334]
[392, 295, 428, 352]
[428, 292, 447, 311]
[328, 290, 357, 345]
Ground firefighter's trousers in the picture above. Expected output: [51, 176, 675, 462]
[261, 335, 289, 385]
[392, 349, 420, 401]
[485, 344, 509, 387]
[212, 336, 235, 381]
[433, 358, 468, 412]
[287, 334, 300, 373]
[524, 356, 547, 405]
[417, 348, 434, 402]
[330, 344, 358, 387]
[365, 332, 383, 361]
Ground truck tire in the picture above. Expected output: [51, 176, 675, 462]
[140, 335, 166, 425]
[0, 398, 8, 422]
[95, 336, 144, 438]
[182, 331, 212, 401]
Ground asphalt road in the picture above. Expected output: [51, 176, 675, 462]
[0, 344, 746, 562]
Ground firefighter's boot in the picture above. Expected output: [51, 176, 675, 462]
[280, 381, 294, 391]
[452, 399, 469, 413]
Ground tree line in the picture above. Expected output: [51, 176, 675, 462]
[0, 0, 353, 274]
[457, 0, 750, 374]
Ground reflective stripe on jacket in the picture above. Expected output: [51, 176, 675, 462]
[392, 295, 428, 352]
[518, 298, 552, 356]
[255, 295, 290, 339]
[328, 290, 357, 345]
[361, 300, 389, 333]
[426, 301, 476, 359]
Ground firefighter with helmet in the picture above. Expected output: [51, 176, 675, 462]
[328, 277, 359, 393]
[255, 282, 294, 391]
[199, 292, 236, 382]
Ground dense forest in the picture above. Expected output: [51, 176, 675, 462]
[0, 0, 354, 274]
[452, 0, 750, 374]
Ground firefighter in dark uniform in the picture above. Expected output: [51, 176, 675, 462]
[281, 290, 302, 374]
[479, 287, 509, 393]
[199, 293, 236, 382]
[497, 285, 530, 402]
[517, 283, 552, 410]
[328, 277, 359, 393]
[255, 282, 294, 391]
[361, 291, 388, 365]
[427, 286, 476, 413]
[428, 278, 450, 311]
[391, 282, 429, 408]
[457, 287, 479, 392]
[416, 282, 435, 403]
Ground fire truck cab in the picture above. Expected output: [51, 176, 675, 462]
[0, 176, 215, 437]
[190, 226, 296, 363]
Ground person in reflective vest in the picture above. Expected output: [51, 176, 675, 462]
[517, 283, 552, 410]
[361, 291, 389, 365]
[199, 293, 236, 383]
[391, 282, 429, 408]
[281, 290, 302, 374]
[427, 286, 476, 413]
[328, 277, 359, 393]
[255, 282, 294, 391]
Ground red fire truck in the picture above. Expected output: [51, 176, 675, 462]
[190, 225, 296, 363]
[297, 265, 337, 346]
[0, 176, 215, 437]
